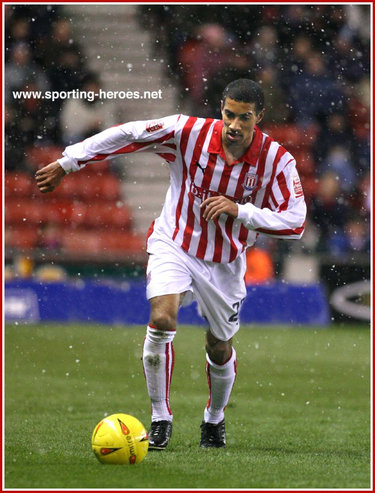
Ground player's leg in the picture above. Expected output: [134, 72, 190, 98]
[200, 330, 237, 448]
[142, 293, 185, 450]
[187, 254, 246, 448]
[144, 294, 180, 422]
[144, 236, 194, 450]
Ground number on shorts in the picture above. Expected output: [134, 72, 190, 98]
[228, 298, 245, 323]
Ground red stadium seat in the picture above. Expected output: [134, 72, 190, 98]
[42, 201, 73, 225]
[69, 202, 88, 226]
[50, 170, 116, 199]
[79, 174, 121, 200]
[302, 176, 318, 200]
[262, 124, 313, 152]
[26, 145, 64, 170]
[62, 230, 102, 254]
[293, 151, 315, 176]
[5, 172, 33, 198]
[52, 173, 84, 199]
[102, 231, 144, 254]
[61, 229, 144, 256]
[5, 200, 42, 225]
[84, 202, 132, 229]
[5, 226, 39, 250]
[5, 199, 69, 226]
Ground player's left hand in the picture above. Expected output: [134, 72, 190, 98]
[201, 196, 238, 221]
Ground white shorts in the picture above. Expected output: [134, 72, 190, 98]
[146, 234, 247, 341]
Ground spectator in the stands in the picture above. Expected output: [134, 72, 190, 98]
[5, 16, 32, 62]
[289, 52, 345, 126]
[343, 216, 370, 253]
[257, 66, 290, 125]
[312, 112, 354, 166]
[38, 223, 62, 251]
[178, 23, 233, 114]
[205, 50, 252, 118]
[310, 172, 349, 253]
[11, 78, 55, 150]
[250, 25, 281, 70]
[284, 35, 313, 79]
[320, 146, 356, 193]
[5, 41, 50, 104]
[328, 34, 369, 84]
[5, 104, 27, 172]
[40, 18, 82, 69]
[347, 77, 370, 178]
[60, 73, 108, 145]
[42, 18, 87, 113]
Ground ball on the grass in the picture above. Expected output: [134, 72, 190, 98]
[91, 413, 148, 465]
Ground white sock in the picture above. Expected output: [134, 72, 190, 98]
[204, 348, 237, 424]
[142, 324, 175, 422]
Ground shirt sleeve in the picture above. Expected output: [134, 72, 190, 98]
[57, 114, 180, 173]
[237, 160, 307, 239]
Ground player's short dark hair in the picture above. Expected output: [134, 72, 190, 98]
[222, 79, 265, 114]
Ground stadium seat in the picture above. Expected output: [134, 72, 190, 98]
[42, 201, 74, 225]
[78, 174, 121, 201]
[62, 230, 102, 254]
[69, 202, 88, 226]
[84, 202, 132, 229]
[293, 151, 315, 175]
[26, 145, 64, 170]
[52, 173, 84, 199]
[102, 231, 144, 254]
[5, 172, 33, 198]
[6, 199, 69, 225]
[5, 226, 39, 249]
[61, 229, 144, 256]
[51, 169, 115, 199]
[301, 176, 318, 200]
[262, 124, 314, 152]
[5, 200, 41, 225]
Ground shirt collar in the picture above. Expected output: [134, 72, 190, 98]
[208, 120, 263, 166]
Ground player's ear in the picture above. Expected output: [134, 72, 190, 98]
[220, 99, 224, 112]
[256, 108, 265, 124]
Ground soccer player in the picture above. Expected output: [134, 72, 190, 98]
[35, 79, 307, 449]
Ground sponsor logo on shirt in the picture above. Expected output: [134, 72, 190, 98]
[146, 121, 164, 133]
[195, 161, 206, 174]
[190, 181, 252, 205]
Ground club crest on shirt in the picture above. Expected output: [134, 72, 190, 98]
[242, 171, 258, 191]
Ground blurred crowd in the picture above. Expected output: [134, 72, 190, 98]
[140, 4, 370, 259]
[5, 4, 370, 264]
[5, 5, 106, 173]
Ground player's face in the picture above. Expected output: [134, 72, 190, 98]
[221, 97, 264, 150]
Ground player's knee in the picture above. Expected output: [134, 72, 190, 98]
[206, 339, 232, 365]
[149, 312, 177, 331]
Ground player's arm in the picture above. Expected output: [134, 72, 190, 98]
[236, 162, 307, 240]
[35, 115, 180, 193]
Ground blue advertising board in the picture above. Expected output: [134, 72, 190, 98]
[4, 279, 330, 326]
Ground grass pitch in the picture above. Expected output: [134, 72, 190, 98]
[4, 323, 370, 489]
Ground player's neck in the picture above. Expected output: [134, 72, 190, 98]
[222, 135, 253, 165]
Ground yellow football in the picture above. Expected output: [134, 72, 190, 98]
[91, 413, 148, 465]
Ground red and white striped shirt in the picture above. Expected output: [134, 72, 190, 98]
[58, 114, 307, 263]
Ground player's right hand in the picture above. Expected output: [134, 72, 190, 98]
[35, 161, 66, 193]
